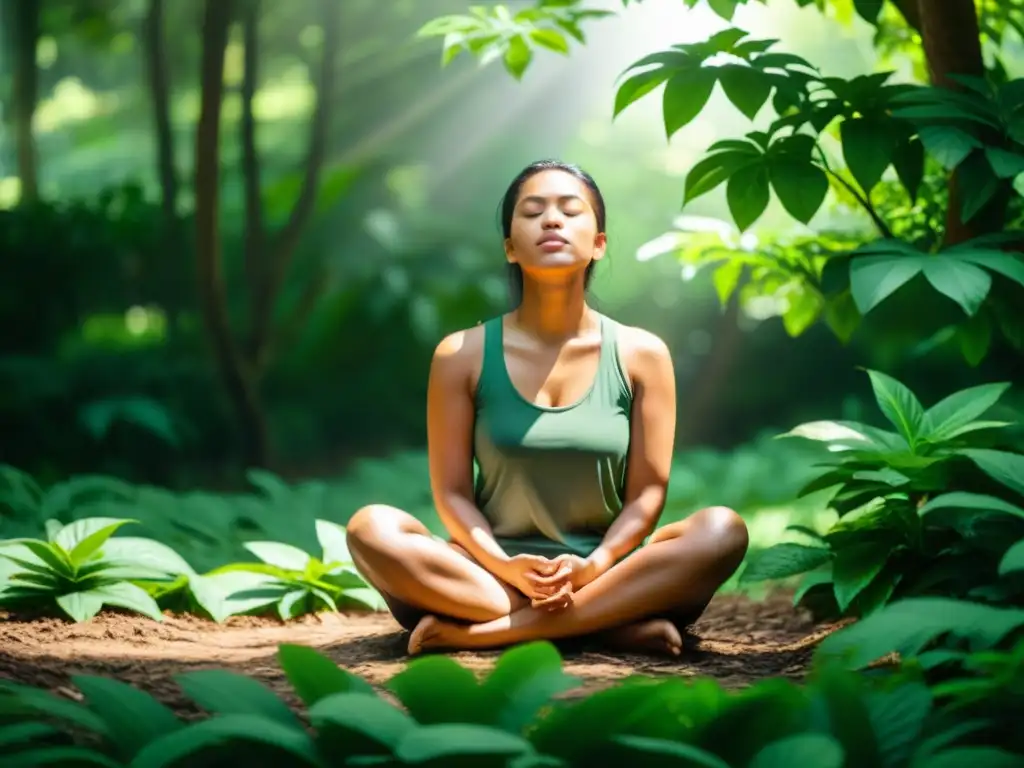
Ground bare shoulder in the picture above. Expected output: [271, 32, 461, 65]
[614, 322, 674, 387]
[430, 323, 488, 390]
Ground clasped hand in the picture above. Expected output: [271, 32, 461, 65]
[499, 553, 598, 612]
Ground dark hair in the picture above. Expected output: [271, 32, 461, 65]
[497, 160, 607, 305]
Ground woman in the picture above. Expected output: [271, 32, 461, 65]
[347, 160, 749, 656]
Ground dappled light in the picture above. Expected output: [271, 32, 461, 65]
[2, 0, 1024, 765]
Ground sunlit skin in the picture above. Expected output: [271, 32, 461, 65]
[346, 169, 749, 656]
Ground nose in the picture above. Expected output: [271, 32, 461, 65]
[541, 207, 564, 228]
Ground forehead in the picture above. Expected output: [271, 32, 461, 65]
[517, 170, 591, 204]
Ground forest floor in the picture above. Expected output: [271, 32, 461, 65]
[0, 591, 844, 719]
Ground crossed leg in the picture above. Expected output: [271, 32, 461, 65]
[345, 504, 748, 656]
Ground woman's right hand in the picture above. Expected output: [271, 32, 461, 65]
[496, 553, 572, 602]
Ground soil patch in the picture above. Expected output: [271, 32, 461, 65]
[0, 592, 843, 719]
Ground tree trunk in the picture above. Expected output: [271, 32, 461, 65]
[142, 0, 185, 340]
[916, 0, 1007, 246]
[240, 0, 266, 363]
[12, 0, 40, 203]
[195, 0, 270, 468]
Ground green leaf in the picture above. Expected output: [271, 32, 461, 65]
[243, 542, 311, 572]
[683, 150, 759, 205]
[959, 449, 1024, 497]
[480, 642, 581, 732]
[726, 163, 771, 231]
[308, 692, 415, 756]
[100, 537, 196, 579]
[958, 152, 1001, 222]
[832, 542, 890, 612]
[0, 683, 109, 734]
[718, 65, 772, 119]
[1, 540, 72, 578]
[387, 656, 482, 725]
[957, 311, 994, 366]
[921, 747, 1024, 768]
[712, 260, 744, 303]
[750, 734, 844, 768]
[84, 582, 164, 622]
[609, 735, 731, 767]
[781, 285, 823, 337]
[866, 370, 926, 446]
[825, 289, 861, 344]
[614, 68, 674, 118]
[984, 148, 1024, 178]
[850, 254, 923, 314]
[739, 543, 831, 583]
[72, 675, 181, 760]
[706, 0, 739, 21]
[278, 589, 310, 620]
[949, 249, 1024, 290]
[769, 160, 828, 224]
[816, 598, 1024, 669]
[529, 30, 569, 54]
[841, 118, 899, 193]
[892, 137, 925, 201]
[504, 35, 532, 80]
[3, 747, 122, 766]
[395, 723, 534, 764]
[922, 383, 1011, 441]
[174, 670, 303, 729]
[53, 518, 136, 566]
[128, 715, 320, 768]
[278, 644, 377, 707]
[316, 520, 352, 566]
[998, 540, 1024, 575]
[920, 256, 992, 316]
[663, 66, 718, 137]
[865, 682, 932, 768]
[917, 127, 980, 169]
[919, 492, 1024, 523]
[0, 722, 60, 750]
[56, 590, 105, 622]
[852, 0, 884, 23]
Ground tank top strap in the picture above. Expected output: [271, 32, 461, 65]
[476, 315, 507, 400]
[594, 313, 633, 404]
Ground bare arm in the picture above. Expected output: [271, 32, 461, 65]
[426, 329, 512, 577]
[587, 328, 677, 575]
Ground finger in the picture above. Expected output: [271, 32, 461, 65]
[525, 564, 572, 587]
[531, 583, 573, 610]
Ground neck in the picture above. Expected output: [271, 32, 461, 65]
[513, 279, 593, 342]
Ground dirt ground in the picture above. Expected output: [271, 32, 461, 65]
[0, 592, 843, 719]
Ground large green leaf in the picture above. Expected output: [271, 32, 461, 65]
[395, 723, 535, 764]
[663, 66, 718, 137]
[387, 656, 482, 725]
[920, 747, 1024, 768]
[683, 150, 759, 204]
[277, 644, 377, 707]
[866, 370, 926, 447]
[864, 682, 932, 768]
[960, 449, 1024, 497]
[504, 35, 532, 80]
[948, 249, 1024, 290]
[984, 148, 1024, 179]
[920, 257, 991, 316]
[750, 734, 844, 768]
[243, 542, 311, 572]
[740, 543, 831, 583]
[480, 641, 581, 733]
[726, 163, 771, 231]
[832, 542, 890, 613]
[315, 520, 352, 566]
[53, 518, 136, 567]
[918, 492, 1024, 523]
[816, 598, 1024, 669]
[718, 64, 772, 119]
[308, 692, 415, 757]
[917, 126, 980, 169]
[769, 160, 828, 224]
[609, 735, 731, 767]
[841, 117, 898, 193]
[957, 152, 1001, 222]
[922, 383, 1011, 441]
[998, 540, 1024, 575]
[850, 254, 923, 314]
[174, 670, 303, 729]
[128, 715, 319, 768]
[56, 590, 106, 622]
[72, 675, 181, 761]
[5, 747, 122, 766]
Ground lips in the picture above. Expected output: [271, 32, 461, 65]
[537, 233, 569, 245]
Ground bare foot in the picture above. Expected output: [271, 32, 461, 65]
[600, 619, 683, 656]
[408, 615, 446, 655]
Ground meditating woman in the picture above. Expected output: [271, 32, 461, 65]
[346, 160, 749, 656]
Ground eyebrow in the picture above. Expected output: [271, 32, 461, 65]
[518, 194, 585, 206]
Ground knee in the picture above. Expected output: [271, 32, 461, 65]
[345, 504, 402, 552]
[698, 505, 749, 559]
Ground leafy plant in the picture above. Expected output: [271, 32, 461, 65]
[0, 517, 173, 622]
[200, 519, 386, 621]
[1, 635, 1022, 767]
[740, 369, 1023, 618]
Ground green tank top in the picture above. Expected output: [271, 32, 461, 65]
[472, 313, 634, 558]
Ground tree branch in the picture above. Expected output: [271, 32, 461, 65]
[241, 0, 265, 357]
[819, 157, 894, 239]
[252, 0, 339, 369]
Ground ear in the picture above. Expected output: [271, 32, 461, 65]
[504, 238, 517, 264]
[591, 232, 608, 262]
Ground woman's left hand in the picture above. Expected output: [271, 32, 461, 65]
[527, 554, 600, 610]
